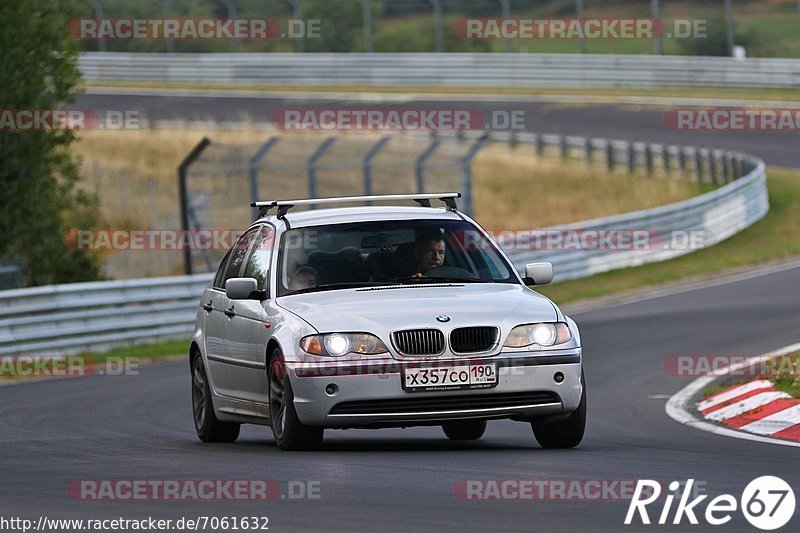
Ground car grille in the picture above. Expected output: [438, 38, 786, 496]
[330, 391, 561, 415]
[450, 326, 499, 353]
[392, 329, 445, 356]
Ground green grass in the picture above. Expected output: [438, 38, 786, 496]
[537, 166, 800, 304]
[77, 339, 190, 363]
[83, 81, 800, 103]
[772, 352, 800, 399]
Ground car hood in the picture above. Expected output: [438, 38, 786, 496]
[277, 283, 558, 341]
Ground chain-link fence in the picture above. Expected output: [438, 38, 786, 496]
[179, 131, 483, 275]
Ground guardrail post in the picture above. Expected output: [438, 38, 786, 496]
[535, 134, 544, 158]
[709, 150, 720, 185]
[307, 137, 337, 208]
[645, 144, 654, 176]
[734, 154, 743, 179]
[415, 138, 441, 194]
[722, 152, 733, 183]
[627, 142, 636, 175]
[584, 138, 592, 167]
[559, 136, 568, 161]
[679, 148, 688, 178]
[248, 137, 280, 219]
[694, 149, 704, 183]
[605, 140, 614, 172]
[662, 145, 671, 177]
[461, 134, 490, 217]
[362, 136, 391, 202]
[178, 137, 211, 275]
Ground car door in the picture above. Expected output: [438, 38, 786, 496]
[200, 250, 232, 395]
[223, 225, 275, 403]
[206, 227, 259, 399]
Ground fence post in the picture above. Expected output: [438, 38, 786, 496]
[461, 134, 490, 217]
[415, 138, 441, 194]
[362, 136, 391, 202]
[248, 137, 280, 219]
[307, 137, 337, 208]
[605, 140, 614, 172]
[662, 145, 671, 177]
[645, 144, 654, 176]
[178, 137, 211, 275]
[535, 133, 544, 158]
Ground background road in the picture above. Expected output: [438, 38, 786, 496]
[2, 92, 794, 531]
[76, 91, 800, 168]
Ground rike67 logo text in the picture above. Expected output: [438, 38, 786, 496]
[625, 477, 795, 530]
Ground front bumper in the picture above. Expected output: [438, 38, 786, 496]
[288, 349, 582, 428]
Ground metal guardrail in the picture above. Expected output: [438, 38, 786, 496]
[0, 275, 211, 356]
[0, 131, 768, 355]
[79, 52, 800, 89]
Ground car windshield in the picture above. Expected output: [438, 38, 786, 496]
[278, 219, 517, 296]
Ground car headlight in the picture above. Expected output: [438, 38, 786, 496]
[300, 333, 388, 357]
[504, 323, 572, 348]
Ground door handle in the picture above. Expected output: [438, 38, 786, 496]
[202, 301, 213, 312]
[224, 305, 236, 317]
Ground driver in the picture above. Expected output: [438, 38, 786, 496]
[288, 265, 317, 291]
[412, 230, 445, 277]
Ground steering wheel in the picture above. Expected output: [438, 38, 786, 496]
[423, 266, 479, 280]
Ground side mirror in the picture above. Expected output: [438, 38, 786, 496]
[523, 262, 553, 286]
[225, 277, 264, 300]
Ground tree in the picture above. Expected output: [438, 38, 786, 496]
[0, 0, 102, 286]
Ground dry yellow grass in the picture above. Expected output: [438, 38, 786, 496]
[472, 142, 703, 229]
[73, 126, 706, 277]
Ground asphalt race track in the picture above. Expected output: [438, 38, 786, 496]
[2, 92, 795, 531]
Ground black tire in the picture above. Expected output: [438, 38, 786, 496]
[531, 371, 586, 449]
[191, 354, 240, 443]
[269, 349, 324, 451]
[442, 419, 487, 440]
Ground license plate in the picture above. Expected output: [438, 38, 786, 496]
[402, 363, 497, 393]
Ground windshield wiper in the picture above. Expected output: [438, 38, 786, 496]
[382, 275, 486, 284]
[285, 281, 381, 295]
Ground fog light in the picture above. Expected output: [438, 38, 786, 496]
[553, 372, 565, 384]
[325, 384, 339, 396]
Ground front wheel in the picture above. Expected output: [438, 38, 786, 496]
[531, 372, 586, 449]
[191, 354, 240, 443]
[442, 419, 487, 440]
[269, 351, 324, 451]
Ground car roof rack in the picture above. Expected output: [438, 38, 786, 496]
[251, 192, 461, 219]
